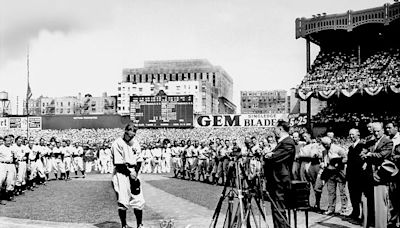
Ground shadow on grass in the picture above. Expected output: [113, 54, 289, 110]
[314, 222, 354, 228]
[94, 221, 121, 228]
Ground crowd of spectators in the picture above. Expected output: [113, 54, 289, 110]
[299, 48, 400, 92]
[312, 105, 400, 127]
[0, 127, 308, 148]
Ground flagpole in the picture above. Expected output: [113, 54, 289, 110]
[26, 46, 29, 139]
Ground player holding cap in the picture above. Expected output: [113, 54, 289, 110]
[111, 122, 144, 228]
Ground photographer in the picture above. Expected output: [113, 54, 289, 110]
[264, 120, 295, 228]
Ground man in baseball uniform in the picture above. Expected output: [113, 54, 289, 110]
[26, 138, 45, 189]
[72, 142, 85, 178]
[54, 140, 65, 180]
[111, 122, 145, 228]
[0, 135, 17, 204]
[141, 144, 152, 174]
[104, 144, 113, 174]
[62, 140, 73, 181]
[13, 136, 28, 195]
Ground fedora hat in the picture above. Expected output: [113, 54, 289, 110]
[376, 160, 399, 182]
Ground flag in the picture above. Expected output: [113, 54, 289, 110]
[27, 82, 32, 100]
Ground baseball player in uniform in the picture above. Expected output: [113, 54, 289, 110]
[53, 141, 65, 180]
[170, 141, 181, 177]
[163, 141, 172, 173]
[152, 143, 162, 174]
[39, 139, 51, 182]
[197, 141, 209, 182]
[62, 140, 73, 180]
[99, 145, 108, 174]
[141, 144, 153, 174]
[26, 138, 45, 189]
[111, 123, 145, 228]
[13, 136, 28, 195]
[72, 142, 85, 178]
[0, 135, 17, 204]
[104, 144, 113, 174]
[46, 142, 59, 180]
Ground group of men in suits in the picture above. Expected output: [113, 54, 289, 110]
[267, 120, 400, 228]
[346, 122, 400, 228]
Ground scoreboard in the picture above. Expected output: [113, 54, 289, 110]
[130, 94, 193, 128]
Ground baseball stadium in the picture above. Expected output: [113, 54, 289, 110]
[1, 2, 400, 228]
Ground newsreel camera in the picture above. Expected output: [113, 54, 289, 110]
[209, 145, 308, 228]
[209, 152, 269, 228]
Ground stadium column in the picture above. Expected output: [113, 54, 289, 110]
[306, 98, 311, 132]
[306, 38, 312, 132]
[306, 38, 311, 72]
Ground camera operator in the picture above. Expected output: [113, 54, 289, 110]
[264, 120, 295, 228]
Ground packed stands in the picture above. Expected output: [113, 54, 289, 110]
[299, 48, 400, 92]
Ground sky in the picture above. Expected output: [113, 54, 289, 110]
[0, 0, 388, 114]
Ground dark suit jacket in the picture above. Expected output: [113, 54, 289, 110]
[264, 136, 296, 193]
[346, 141, 365, 181]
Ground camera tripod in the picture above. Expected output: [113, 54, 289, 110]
[209, 160, 269, 228]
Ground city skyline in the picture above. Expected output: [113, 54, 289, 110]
[0, 0, 387, 113]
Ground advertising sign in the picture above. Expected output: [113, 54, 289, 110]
[0, 118, 9, 129]
[288, 113, 308, 127]
[195, 113, 288, 127]
[8, 117, 42, 130]
[28, 117, 42, 130]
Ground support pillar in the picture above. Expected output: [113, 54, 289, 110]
[358, 45, 361, 66]
[306, 98, 312, 133]
[306, 39, 311, 72]
[306, 39, 312, 133]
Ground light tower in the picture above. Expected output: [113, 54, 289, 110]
[0, 91, 10, 117]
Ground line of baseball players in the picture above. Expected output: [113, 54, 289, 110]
[138, 137, 277, 186]
[0, 134, 114, 204]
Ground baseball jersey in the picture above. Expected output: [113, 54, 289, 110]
[0, 145, 13, 163]
[164, 148, 171, 158]
[152, 148, 161, 158]
[99, 149, 107, 160]
[12, 145, 26, 162]
[62, 146, 72, 157]
[27, 145, 39, 161]
[40, 145, 51, 158]
[53, 147, 63, 159]
[111, 137, 141, 165]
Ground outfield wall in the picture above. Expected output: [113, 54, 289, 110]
[4, 115, 131, 130]
[41, 115, 132, 129]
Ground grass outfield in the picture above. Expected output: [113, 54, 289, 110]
[146, 176, 334, 214]
[0, 176, 163, 225]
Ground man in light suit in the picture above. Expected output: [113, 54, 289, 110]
[264, 120, 295, 228]
[361, 122, 393, 228]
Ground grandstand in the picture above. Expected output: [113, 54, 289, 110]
[295, 2, 400, 136]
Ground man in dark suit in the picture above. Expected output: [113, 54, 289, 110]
[346, 128, 365, 220]
[264, 120, 295, 228]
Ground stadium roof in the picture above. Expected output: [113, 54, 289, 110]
[295, 2, 400, 47]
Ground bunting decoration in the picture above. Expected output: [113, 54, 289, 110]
[364, 86, 383, 96]
[298, 89, 313, 100]
[318, 90, 336, 99]
[297, 85, 400, 100]
[341, 88, 358, 97]
[390, 85, 400, 93]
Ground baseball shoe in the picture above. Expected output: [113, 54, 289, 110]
[324, 210, 335, 215]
